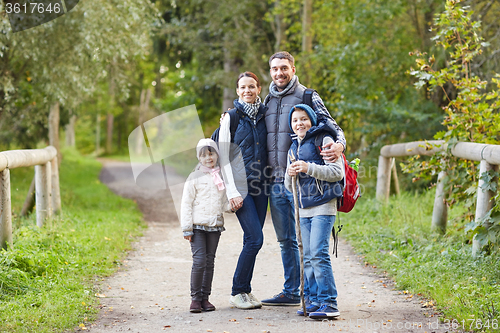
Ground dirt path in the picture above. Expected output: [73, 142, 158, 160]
[87, 160, 451, 333]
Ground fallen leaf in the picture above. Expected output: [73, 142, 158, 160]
[229, 319, 237, 322]
[245, 317, 253, 319]
[95, 293, 106, 298]
[130, 306, 134, 309]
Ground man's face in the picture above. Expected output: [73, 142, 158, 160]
[270, 58, 296, 91]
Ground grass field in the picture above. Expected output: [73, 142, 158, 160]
[341, 192, 500, 332]
[0, 148, 145, 333]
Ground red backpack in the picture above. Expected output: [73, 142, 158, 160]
[313, 134, 360, 213]
[337, 153, 360, 213]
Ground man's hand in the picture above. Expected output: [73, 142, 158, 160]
[320, 142, 344, 163]
[230, 196, 243, 212]
[184, 235, 193, 242]
[288, 160, 309, 176]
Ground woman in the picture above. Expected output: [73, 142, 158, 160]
[219, 72, 268, 309]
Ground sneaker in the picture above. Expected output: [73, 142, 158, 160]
[201, 299, 216, 311]
[229, 293, 254, 309]
[308, 304, 340, 319]
[189, 300, 202, 313]
[261, 292, 300, 306]
[246, 293, 262, 308]
[297, 304, 320, 316]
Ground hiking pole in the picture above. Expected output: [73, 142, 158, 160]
[289, 151, 307, 317]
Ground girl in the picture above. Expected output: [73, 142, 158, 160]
[218, 72, 268, 309]
[180, 138, 230, 313]
[285, 104, 344, 319]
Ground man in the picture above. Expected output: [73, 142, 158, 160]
[260, 51, 346, 310]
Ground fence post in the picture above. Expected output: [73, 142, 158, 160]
[35, 161, 52, 227]
[431, 171, 448, 234]
[472, 160, 499, 257]
[0, 168, 12, 250]
[391, 158, 400, 197]
[376, 155, 392, 201]
[51, 156, 61, 215]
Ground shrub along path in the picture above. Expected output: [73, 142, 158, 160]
[87, 160, 451, 333]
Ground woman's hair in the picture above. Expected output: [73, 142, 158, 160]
[236, 71, 260, 88]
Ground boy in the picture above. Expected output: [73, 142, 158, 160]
[285, 104, 344, 319]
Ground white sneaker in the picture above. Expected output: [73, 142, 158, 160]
[246, 293, 262, 308]
[229, 293, 254, 309]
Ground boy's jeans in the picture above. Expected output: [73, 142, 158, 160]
[300, 215, 338, 307]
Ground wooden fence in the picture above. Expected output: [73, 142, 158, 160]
[376, 140, 500, 256]
[0, 146, 61, 249]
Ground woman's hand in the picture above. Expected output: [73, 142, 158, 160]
[320, 142, 344, 163]
[184, 235, 192, 242]
[230, 196, 243, 212]
[288, 161, 309, 176]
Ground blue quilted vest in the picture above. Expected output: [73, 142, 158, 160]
[289, 122, 343, 208]
[232, 101, 268, 183]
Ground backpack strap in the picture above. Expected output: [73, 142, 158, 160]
[314, 132, 327, 161]
[303, 88, 316, 109]
[226, 108, 240, 142]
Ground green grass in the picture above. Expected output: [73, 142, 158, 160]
[341, 192, 500, 332]
[0, 148, 145, 333]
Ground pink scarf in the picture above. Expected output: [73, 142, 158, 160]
[199, 165, 225, 191]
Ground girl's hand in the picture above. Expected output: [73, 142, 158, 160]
[184, 235, 192, 242]
[289, 161, 308, 175]
[230, 196, 243, 212]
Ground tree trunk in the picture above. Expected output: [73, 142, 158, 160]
[48, 102, 61, 163]
[222, 53, 237, 113]
[136, 89, 152, 155]
[301, 0, 313, 86]
[274, 0, 287, 51]
[106, 113, 114, 154]
[65, 113, 76, 147]
[95, 113, 101, 156]
[302, 0, 313, 53]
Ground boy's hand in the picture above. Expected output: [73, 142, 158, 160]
[320, 142, 344, 162]
[289, 161, 308, 176]
[184, 235, 192, 242]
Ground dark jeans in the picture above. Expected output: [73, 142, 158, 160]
[190, 229, 221, 301]
[231, 184, 268, 296]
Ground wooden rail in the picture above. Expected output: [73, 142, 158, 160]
[377, 140, 500, 256]
[0, 146, 61, 249]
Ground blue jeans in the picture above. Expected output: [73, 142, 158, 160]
[231, 183, 268, 296]
[269, 181, 301, 299]
[301, 215, 338, 308]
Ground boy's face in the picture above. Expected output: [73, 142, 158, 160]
[291, 109, 312, 139]
[199, 149, 218, 169]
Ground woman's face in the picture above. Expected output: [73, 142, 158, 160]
[236, 77, 261, 104]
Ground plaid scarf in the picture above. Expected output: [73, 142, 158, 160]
[235, 96, 262, 121]
[269, 75, 298, 97]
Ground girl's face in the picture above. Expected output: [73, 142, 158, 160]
[236, 77, 261, 104]
[199, 149, 218, 168]
[291, 109, 312, 139]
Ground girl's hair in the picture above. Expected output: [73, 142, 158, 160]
[236, 71, 260, 88]
[198, 145, 218, 158]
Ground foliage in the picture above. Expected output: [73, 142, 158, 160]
[404, 0, 500, 251]
[342, 193, 500, 331]
[0, 0, 159, 149]
[0, 148, 144, 332]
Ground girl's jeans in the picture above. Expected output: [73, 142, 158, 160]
[190, 229, 221, 301]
